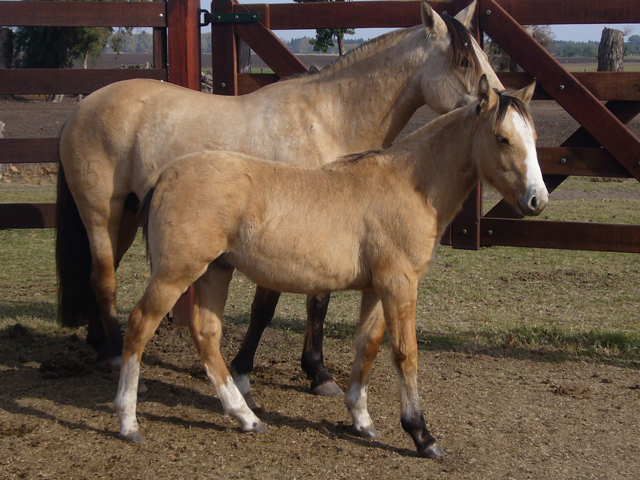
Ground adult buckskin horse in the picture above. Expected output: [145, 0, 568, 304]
[56, 0, 503, 400]
[115, 76, 547, 456]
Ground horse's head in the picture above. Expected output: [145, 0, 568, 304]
[473, 75, 548, 216]
[418, 0, 504, 114]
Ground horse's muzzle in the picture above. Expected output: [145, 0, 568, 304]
[518, 187, 548, 216]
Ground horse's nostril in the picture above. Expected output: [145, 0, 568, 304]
[530, 196, 538, 210]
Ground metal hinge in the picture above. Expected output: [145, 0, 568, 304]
[199, 9, 260, 27]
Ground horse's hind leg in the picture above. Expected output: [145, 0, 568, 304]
[345, 290, 386, 438]
[84, 209, 126, 365]
[229, 286, 281, 409]
[115, 278, 185, 442]
[114, 193, 141, 270]
[87, 194, 140, 366]
[301, 293, 342, 396]
[191, 265, 266, 433]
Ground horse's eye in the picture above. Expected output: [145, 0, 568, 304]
[496, 135, 510, 145]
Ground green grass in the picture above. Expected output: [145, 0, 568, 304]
[1, 180, 640, 364]
[564, 61, 640, 72]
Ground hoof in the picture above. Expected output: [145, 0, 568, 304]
[420, 443, 446, 459]
[244, 422, 268, 434]
[242, 392, 259, 411]
[120, 430, 144, 443]
[354, 424, 378, 439]
[311, 380, 343, 397]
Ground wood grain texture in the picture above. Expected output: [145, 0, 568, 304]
[0, 69, 166, 96]
[0, 1, 166, 27]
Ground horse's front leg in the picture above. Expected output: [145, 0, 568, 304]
[229, 286, 281, 409]
[345, 290, 385, 438]
[301, 293, 342, 396]
[379, 275, 445, 458]
[191, 265, 266, 433]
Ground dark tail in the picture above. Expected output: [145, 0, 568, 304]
[55, 165, 98, 327]
[139, 186, 156, 266]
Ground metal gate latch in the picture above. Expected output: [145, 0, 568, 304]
[199, 9, 260, 27]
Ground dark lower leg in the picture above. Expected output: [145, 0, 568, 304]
[401, 411, 441, 457]
[300, 293, 339, 394]
[230, 286, 281, 378]
[90, 262, 124, 362]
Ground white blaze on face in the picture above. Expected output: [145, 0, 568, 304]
[510, 112, 549, 211]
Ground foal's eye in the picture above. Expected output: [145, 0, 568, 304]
[495, 135, 510, 145]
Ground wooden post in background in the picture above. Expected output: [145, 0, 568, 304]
[598, 27, 624, 72]
[167, 0, 201, 326]
[167, 0, 201, 89]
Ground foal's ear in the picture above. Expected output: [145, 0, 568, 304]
[454, 0, 476, 29]
[513, 80, 536, 105]
[477, 74, 498, 112]
[422, 0, 447, 37]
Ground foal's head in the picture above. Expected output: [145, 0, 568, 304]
[473, 76, 548, 216]
[418, 0, 503, 114]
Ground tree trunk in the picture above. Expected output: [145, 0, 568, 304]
[338, 34, 346, 56]
[0, 27, 12, 69]
[598, 27, 625, 72]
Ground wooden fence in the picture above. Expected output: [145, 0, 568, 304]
[0, 0, 201, 228]
[1, 0, 640, 254]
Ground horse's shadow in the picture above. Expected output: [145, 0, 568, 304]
[0, 321, 420, 457]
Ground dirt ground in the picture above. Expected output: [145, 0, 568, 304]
[1, 94, 640, 479]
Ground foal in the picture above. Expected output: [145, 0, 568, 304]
[115, 76, 547, 457]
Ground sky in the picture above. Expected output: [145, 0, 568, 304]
[199, 0, 638, 43]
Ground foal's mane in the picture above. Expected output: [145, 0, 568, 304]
[334, 149, 382, 165]
[282, 16, 480, 82]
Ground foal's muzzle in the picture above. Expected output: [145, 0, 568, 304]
[518, 186, 548, 216]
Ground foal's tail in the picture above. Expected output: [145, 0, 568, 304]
[55, 164, 98, 327]
[139, 185, 156, 266]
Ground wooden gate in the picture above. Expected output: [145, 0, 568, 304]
[0, 0, 202, 228]
[206, 0, 640, 254]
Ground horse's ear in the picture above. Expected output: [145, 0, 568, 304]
[422, 0, 447, 37]
[454, 0, 476, 28]
[513, 80, 536, 105]
[477, 74, 498, 112]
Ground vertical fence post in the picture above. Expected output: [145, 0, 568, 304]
[211, 0, 239, 95]
[167, 0, 201, 89]
[450, 0, 482, 250]
[166, 0, 201, 326]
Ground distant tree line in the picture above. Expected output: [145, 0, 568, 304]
[105, 31, 640, 59]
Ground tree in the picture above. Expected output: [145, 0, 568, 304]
[13, 0, 138, 69]
[292, 0, 354, 56]
[485, 25, 555, 72]
[628, 34, 640, 46]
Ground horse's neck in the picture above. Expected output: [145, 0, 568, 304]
[392, 107, 479, 232]
[298, 28, 427, 151]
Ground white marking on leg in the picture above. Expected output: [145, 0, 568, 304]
[233, 372, 251, 397]
[204, 365, 263, 432]
[345, 382, 374, 432]
[115, 354, 141, 438]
